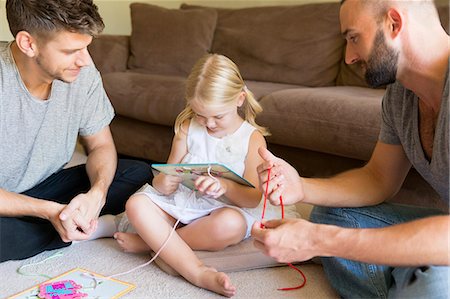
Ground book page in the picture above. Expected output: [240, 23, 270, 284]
[151, 163, 254, 190]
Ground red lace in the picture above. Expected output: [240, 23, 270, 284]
[260, 168, 307, 291]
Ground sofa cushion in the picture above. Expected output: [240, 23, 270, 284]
[182, 3, 344, 87]
[89, 35, 130, 74]
[103, 72, 187, 126]
[258, 86, 386, 161]
[128, 3, 217, 77]
[245, 80, 308, 101]
[437, 3, 449, 34]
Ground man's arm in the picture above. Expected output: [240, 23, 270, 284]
[59, 126, 117, 235]
[0, 188, 62, 218]
[259, 141, 412, 207]
[253, 142, 448, 266]
[0, 189, 91, 242]
[253, 215, 450, 266]
[81, 125, 117, 209]
[320, 215, 450, 266]
[302, 141, 412, 207]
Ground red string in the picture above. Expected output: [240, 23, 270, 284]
[260, 168, 307, 291]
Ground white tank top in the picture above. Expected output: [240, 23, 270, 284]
[182, 118, 256, 176]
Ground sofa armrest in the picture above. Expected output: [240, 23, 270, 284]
[88, 34, 130, 74]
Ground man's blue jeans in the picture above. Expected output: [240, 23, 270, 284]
[310, 203, 449, 298]
[0, 159, 152, 262]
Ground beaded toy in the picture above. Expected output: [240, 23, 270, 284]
[38, 280, 87, 299]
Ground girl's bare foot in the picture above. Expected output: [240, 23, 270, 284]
[114, 232, 150, 253]
[191, 266, 236, 297]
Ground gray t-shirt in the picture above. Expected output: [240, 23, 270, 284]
[0, 42, 114, 193]
[379, 69, 449, 204]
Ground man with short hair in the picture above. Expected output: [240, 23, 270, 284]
[0, 0, 152, 262]
[252, 0, 449, 297]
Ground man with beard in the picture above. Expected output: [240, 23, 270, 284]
[251, 0, 449, 297]
[0, 0, 152, 262]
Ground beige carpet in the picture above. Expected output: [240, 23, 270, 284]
[1, 145, 338, 298]
[2, 238, 338, 298]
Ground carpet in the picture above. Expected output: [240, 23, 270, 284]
[2, 238, 337, 298]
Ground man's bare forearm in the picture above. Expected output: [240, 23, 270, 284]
[316, 215, 450, 266]
[302, 143, 412, 208]
[0, 188, 61, 219]
[84, 143, 117, 202]
[302, 167, 388, 207]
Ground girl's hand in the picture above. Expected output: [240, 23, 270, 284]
[153, 173, 183, 195]
[194, 176, 227, 199]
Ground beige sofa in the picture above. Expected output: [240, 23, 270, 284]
[88, 2, 449, 210]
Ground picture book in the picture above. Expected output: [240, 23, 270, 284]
[9, 267, 135, 299]
[151, 163, 255, 190]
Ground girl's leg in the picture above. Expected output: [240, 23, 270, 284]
[177, 207, 247, 251]
[115, 206, 247, 252]
[114, 194, 176, 253]
[119, 195, 236, 297]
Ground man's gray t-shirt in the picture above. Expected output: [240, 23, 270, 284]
[379, 69, 449, 204]
[0, 42, 114, 193]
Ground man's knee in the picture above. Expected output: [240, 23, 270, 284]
[311, 204, 403, 229]
[309, 205, 331, 224]
[389, 266, 450, 299]
[117, 159, 153, 184]
[310, 206, 360, 228]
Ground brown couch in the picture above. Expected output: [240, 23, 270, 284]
[88, 2, 449, 210]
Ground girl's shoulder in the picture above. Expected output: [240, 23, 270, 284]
[249, 129, 266, 147]
[178, 119, 192, 136]
[173, 119, 191, 144]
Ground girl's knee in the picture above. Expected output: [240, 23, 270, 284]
[125, 194, 153, 217]
[214, 209, 246, 230]
[209, 209, 246, 248]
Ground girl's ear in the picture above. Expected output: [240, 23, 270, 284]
[237, 91, 246, 107]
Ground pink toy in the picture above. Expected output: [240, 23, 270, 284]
[38, 280, 87, 299]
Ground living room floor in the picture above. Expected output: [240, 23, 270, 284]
[1, 145, 338, 298]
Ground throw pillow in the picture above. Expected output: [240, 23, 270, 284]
[128, 3, 217, 77]
[182, 3, 344, 87]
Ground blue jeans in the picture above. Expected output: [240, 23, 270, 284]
[310, 203, 449, 298]
[0, 159, 152, 262]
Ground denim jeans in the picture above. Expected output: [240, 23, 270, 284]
[0, 159, 152, 262]
[310, 203, 449, 299]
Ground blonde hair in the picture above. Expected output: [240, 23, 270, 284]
[174, 54, 270, 136]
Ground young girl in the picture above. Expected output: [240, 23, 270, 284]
[93, 54, 296, 296]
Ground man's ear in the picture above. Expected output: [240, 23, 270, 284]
[15, 31, 38, 58]
[387, 8, 402, 39]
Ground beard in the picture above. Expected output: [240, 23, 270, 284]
[35, 55, 73, 83]
[364, 29, 399, 88]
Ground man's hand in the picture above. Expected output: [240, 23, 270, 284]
[251, 218, 319, 263]
[48, 201, 97, 242]
[257, 147, 304, 205]
[59, 190, 104, 239]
